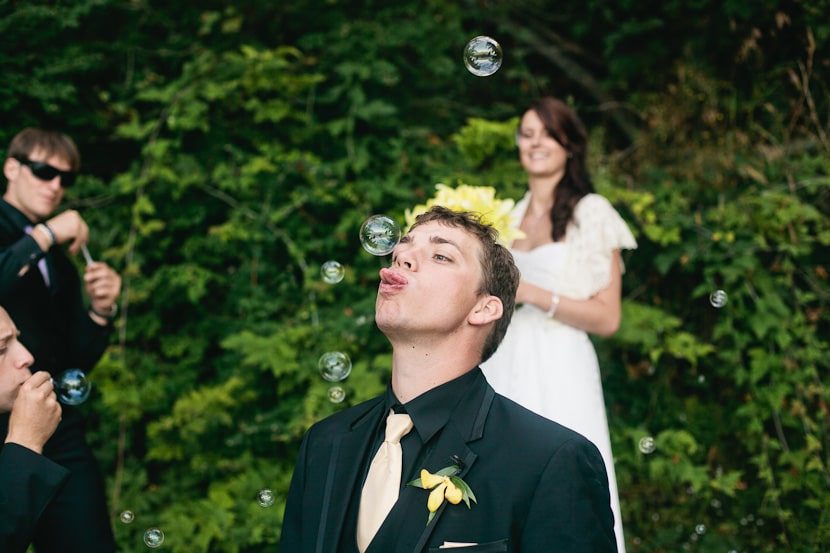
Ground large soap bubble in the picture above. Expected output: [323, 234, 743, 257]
[318, 351, 352, 382]
[709, 289, 728, 308]
[52, 368, 91, 405]
[143, 527, 164, 548]
[463, 36, 503, 77]
[360, 215, 400, 256]
[257, 489, 275, 507]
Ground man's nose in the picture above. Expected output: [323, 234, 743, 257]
[47, 176, 63, 191]
[13, 343, 34, 370]
[394, 252, 415, 270]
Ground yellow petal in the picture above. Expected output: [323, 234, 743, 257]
[420, 469, 445, 489]
[444, 481, 463, 504]
[428, 482, 447, 512]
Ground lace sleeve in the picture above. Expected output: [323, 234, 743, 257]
[562, 194, 638, 298]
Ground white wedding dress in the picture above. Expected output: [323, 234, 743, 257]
[481, 192, 636, 553]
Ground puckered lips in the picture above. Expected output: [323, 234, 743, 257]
[379, 267, 407, 292]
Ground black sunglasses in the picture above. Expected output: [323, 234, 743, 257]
[14, 156, 77, 188]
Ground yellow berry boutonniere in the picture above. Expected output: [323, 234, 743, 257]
[407, 464, 477, 525]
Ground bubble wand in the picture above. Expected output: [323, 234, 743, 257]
[80, 244, 94, 266]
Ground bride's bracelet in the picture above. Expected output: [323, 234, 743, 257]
[547, 292, 561, 319]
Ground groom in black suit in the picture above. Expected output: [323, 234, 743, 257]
[280, 206, 617, 552]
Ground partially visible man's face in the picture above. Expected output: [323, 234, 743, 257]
[0, 308, 35, 413]
[3, 147, 67, 222]
[375, 220, 484, 339]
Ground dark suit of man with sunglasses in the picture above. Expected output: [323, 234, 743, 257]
[0, 128, 121, 552]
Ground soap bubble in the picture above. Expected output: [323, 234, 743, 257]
[120, 510, 135, 524]
[320, 260, 345, 284]
[360, 215, 400, 256]
[318, 351, 352, 382]
[638, 436, 656, 454]
[709, 289, 728, 308]
[695, 524, 706, 535]
[463, 36, 503, 77]
[257, 489, 275, 507]
[328, 385, 346, 403]
[143, 528, 164, 548]
[52, 368, 91, 405]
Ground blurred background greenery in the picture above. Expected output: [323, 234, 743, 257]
[2, 0, 828, 551]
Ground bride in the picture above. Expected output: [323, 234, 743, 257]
[481, 96, 637, 553]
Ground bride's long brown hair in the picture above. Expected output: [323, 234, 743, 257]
[524, 97, 595, 242]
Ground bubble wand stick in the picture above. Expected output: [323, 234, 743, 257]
[80, 244, 94, 266]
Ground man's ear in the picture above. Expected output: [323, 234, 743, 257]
[469, 295, 503, 326]
[4, 157, 20, 182]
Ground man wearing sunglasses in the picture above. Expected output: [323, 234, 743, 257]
[0, 128, 121, 552]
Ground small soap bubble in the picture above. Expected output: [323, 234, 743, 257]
[120, 510, 135, 524]
[463, 36, 503, 77]
[359, 215, 400, 256]
[697, 374, 706, 384]
[709, 289, 728, 308]
[318, 351, 352, 382]
[257, 489, 275, 507]
[51, 368, 91, 405]
[639, 436, 656, 454]
[328, 385, 346, 403]
[695, 523, 706, 535]
[320, 260, 345, 284]
[143, 528, 164, 548]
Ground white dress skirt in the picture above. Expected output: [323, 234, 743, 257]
[482, 192, 636, 553]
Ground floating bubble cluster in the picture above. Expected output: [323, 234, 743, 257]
[463, 36, 503, 77]
[318, 351, 352, 382]
[143, 528, 164, 548]
[52, 368, 91, 405]
[359, 215, 400, 256]
[320, 260, 345, 284]
[257, 489, 275, 507]
[709, 289, 728, 308]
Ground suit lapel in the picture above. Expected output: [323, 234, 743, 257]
[367, 379, 497, 553]
[315, 400, 386, 553]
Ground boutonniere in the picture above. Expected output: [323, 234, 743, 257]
[407, 463, 477, 525]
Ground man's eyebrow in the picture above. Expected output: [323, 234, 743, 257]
[429, 235, 462, 252]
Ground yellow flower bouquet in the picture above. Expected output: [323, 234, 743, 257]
[404, 183, 525, 246]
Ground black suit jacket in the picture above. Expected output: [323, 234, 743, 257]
[280, 369, 617, 553]
[0, 443, 70, 553]
[0, 199, 112, 375]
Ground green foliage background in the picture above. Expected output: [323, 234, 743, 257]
[1, 0, 828, 551]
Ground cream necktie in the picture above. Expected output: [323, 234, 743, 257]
[356, 409, 414, 553]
